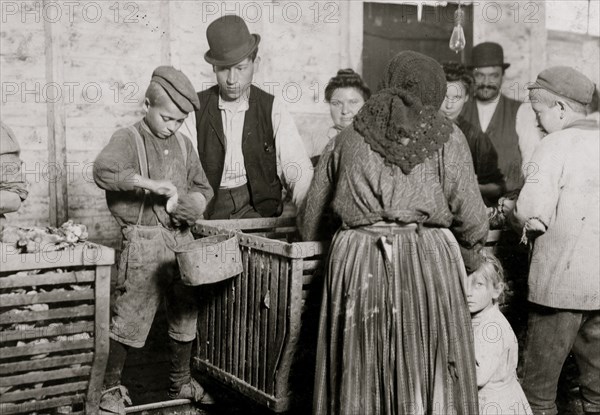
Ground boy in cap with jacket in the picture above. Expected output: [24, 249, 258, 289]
[509, 66, 600, 415]
[94, 66, 214, 412]
[181, 15, 313, 219]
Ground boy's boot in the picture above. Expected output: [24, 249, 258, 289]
[167, 337, 215, 404]
[99, 339, 131, 415]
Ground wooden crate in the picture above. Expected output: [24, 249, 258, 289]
[192, 217, 328, 413]
[0, 243, 114, 415]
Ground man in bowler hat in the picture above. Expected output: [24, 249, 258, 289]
[94, 66, 214, 413]
[182, 15, 313, 219]
[461, 42, 531, 193]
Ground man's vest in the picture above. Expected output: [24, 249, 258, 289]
[461, 94, 523, 192]
[195, 85, 282, 217]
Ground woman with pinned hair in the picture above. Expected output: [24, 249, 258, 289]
[300, 51, 487, 414]
[309, 69, 371, 166]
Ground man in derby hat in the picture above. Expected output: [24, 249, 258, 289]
[461, 41, 529, 193]
[182, 15, 313, 219]
[94, 66, 214, 413]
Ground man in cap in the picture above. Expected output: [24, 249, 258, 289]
[461, 41, 534, 193]
[509, 66, 599, 415]
[94, 66, 214, 413]
[182, 15, 313, 219]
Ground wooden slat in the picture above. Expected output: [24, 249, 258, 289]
[1, 339, 94, 359]
[239, 247, 249, 381]
[0, 380, 87, 403]
[232, 263, 241, 378]
[195, 222, 322, 259]
[0, 270, 95, 289]
[208, 286, 216, 363]
[273, 259, 290, 397]
[272, 258, 290, 395]
[44, 0, 68, 227]
[215, 281, 222, 369]
[0, 289, 94, 308]
[302, 260, 322, 272]
[1, 366, 90, 387]
[246, 249, 257, 384]
[252, 250, 262, 388]
[266, 255, 280, 394]
[222, 282, 229, 371]
[86, 264, 111, 414]
[274, 258, 305, 399]
[259, 251, 271, 391]
[272, 227, 297, 234]
[0, 352, 93, 375]
[255, 251, 265, 390]
[303, 273, 317, 286]
[195, 217, 295, 232]
[0, 394, 84, 414]
[220, 281, 227, 371]
[198, 286, 209, 361]
[0, 304, 94, 325]
[1, 244, 115, 272]
[0, 321, 93, 343]
[260, 232, 294, 241]
[226, 277, 235, 374]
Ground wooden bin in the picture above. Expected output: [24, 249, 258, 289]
[0, 243, 114, 415]
[192, 218, 328, 413]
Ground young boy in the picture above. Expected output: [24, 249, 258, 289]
[93, 66, 214, 413]
[509, 66, 599, 415]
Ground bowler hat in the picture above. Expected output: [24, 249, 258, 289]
[528, 66, 595, 105]
[468, 42, 510, 70]
[204, 15, 261, 67]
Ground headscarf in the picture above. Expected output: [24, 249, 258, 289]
[353, 51, 453, 174]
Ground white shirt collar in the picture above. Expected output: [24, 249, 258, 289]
[218, 88, 250, 113]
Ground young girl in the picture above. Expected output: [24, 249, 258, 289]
[467, 253, 533, 415]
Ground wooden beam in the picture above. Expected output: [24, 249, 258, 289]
[43, 0, 68, 227]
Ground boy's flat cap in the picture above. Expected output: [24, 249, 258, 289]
[151, 66, 200, 113]
[528, 66, 595, 105]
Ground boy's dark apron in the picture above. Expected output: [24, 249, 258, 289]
[109, 126, 198, 348]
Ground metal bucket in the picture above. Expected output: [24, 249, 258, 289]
[174, 234, 242, 286]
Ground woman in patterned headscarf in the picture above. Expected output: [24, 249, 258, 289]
[300, 51, 488, 415]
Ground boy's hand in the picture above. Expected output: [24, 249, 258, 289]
[151, 180, 177, 197]
[170, 193, 207, 226]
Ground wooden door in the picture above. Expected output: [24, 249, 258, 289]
[363, 2, 474, 91]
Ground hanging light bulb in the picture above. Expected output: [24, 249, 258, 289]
[449, 7, 466, 54]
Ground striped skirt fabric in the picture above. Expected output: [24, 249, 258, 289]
[313, 225, 479, 415]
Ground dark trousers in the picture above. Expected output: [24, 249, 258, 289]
[208, 184, 261, 220]
[521, 304, 600, 415]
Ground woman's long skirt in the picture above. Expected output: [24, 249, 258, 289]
[313, 225, 479, 415]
